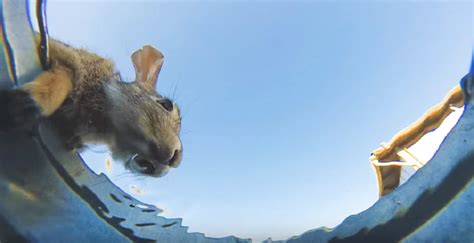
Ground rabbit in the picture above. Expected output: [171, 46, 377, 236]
[0, 36, 183, 177]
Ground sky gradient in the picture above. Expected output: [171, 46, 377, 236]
[44, 1, 472, 241]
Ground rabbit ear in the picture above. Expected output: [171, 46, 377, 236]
[131, 45, 164, 91]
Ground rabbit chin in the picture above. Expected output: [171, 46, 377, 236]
[112, 153, 171, 178]
[152, 165, 170, 178]
[135, 163, 170, 178]
[126, 157, 171, 178]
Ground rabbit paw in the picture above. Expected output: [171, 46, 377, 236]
[0, 89, 41, 131]
[65, 135, 84, 151]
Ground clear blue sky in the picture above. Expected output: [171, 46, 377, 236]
[45, 1, 472, 241]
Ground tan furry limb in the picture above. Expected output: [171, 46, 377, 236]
[371, 84, 464, 197]
[21, 67, 73, 116]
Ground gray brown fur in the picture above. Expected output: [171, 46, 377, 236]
[7, 37, 183, 177]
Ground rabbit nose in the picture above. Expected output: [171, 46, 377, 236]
[168, 148, 183, 168]
[149, 139, 182, 167]
[161, 139, 182, 168]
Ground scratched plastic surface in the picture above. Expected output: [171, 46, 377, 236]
[0, 0, 473, 242]
[0, 0, 42, 88]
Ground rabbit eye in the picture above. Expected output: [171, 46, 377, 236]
[158, 98, 174, 112]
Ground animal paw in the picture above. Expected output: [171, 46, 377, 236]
[0, 89, 41, 131]
[65, 135, 84, 151]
